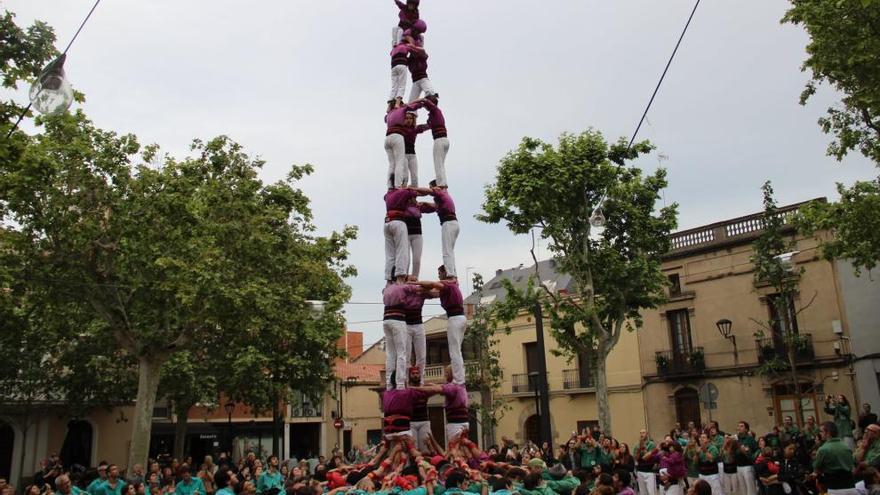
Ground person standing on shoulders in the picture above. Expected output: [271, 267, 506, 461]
[415, 95, 450, 187]
[429, 182, 459, 280]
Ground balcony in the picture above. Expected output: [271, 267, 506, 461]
[512, 373, 537, 394]
[655, 347, 706, 377]
[379, 361, 480, 386]
[756, 334, 815, 365]
[563, 369, 594, 390]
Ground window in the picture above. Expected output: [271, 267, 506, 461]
[773, 384, 817, 426]
[291, 391, 322, 417]
[768, 294, 799, 352]
[576, 420, 599, 436]
[667, 309, 693, 356]
[524, 343, 539, 374]
[669, 274, 682, 296]
[674, 388, 701, 429]
[576, 350, 594, 388]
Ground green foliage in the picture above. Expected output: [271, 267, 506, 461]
[783, 1, 880, 274]
[797, 180, 880, 274]
[479, 129, 678, 434]
[0, 10, 58, 122]
[783, 0, 880, 163]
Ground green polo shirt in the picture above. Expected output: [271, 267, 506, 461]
[98, 480, 127, 495]
[712, 435, 725, 451]
[856, 439, 880, 467]
[86, 478, 107, 495]
[802, 425, 819, 442]
[738, 434, 759, 461]
[826, 403, 854, 438]
[546, 476, 579, 495]
[813, 437, 854, 474]
[578, 445, 603, 469]
[175, 477, 206, 495]
[256, 471, 283, 494]
[699, 445, 720, 463]
[56, 487, 86, 495]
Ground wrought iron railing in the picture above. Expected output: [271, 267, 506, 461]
[562, 369, 594, 389]
[655, 347, 706, 376]
[756, 334, 815, 364]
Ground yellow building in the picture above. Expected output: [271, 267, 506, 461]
[461, 260, 648, 448]
[638, 199, 859, 437]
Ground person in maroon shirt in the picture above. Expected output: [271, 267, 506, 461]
[388, 41, 412, 112]
[392, 0, 419, 47]
[405, 24, 437, 103]
[429, 181, 459, 279]
[385, 100, 425, 189]
[384, 187, 431, 283]
[411, 268, 467, 385]
[415, 95, 449, 187]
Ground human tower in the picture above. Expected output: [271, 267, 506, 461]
[380, 0, 472, 458]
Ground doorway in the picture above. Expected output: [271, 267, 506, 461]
[60, 420, 93, 469]
[674, 388, 701, 429]
[0, 422, 13, 480]
[524, 415, 540, 446]
[289, 423, 321, 459]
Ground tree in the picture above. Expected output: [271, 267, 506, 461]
[463, 273, 508, 447]
[751, 181, 812, 424]
[2, 108, 356, 470]
[783, 0, 880, 273]
[479, 130, 678, 435]
[158, 352, 218, 461]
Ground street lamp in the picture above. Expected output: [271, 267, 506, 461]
[224, 402, 235, 456]
[716, 318, 738, 365]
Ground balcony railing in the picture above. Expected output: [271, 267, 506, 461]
[756, 334, 815, 365]
[512, 373, 537, 393]
[655, 347, 706, 377]
[380, 362, 481, 386]
[563, 369, 594, 390]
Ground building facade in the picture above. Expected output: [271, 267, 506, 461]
[638, 200, 860, 437]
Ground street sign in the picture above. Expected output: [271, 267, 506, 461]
[698, 383, 719, 407]
[333, 418, 345, 429]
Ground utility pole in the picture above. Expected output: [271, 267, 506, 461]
[533, 303, 553, 446]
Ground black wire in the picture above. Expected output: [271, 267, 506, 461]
[62, 0, 103, 55]
[627, 0, 702, 150]
[5, 0, 104, 139]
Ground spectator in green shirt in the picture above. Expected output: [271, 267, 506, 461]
[825, 395, 855, 450]
[736, 421, 759, 495]
[99, 465, 127, 495]
[256, 456, 283, 495]
[55, 475, 84, 495]
[87, 464, 108, 495]
[174, 466, 206, 495]
[813, 421, 857, 493]
[856, 424, 880, 469]
[779, 416, 800, 445]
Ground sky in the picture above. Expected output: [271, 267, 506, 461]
[5, 0, 878, 350]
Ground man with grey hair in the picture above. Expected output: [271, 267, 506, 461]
[55, 475, 85, 495]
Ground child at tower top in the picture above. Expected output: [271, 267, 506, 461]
[392, 0, 420, 47]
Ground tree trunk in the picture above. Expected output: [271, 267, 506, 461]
[780, 296, 803, 424]
[173, 402, 190, 461]
[480, 383, 495, 448]
[128, 356, 165, 472]
[595, 345, 612, 437]
[16, 418, 31, 490]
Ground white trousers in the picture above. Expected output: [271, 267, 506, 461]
[384, 220, 410, 280]
[433, 137, 450, 187]
[408, 234, 423, 279]
[408, 78, 436, 103]
[384, 134, 406, 188]
[383, 319, 408, 390]
[405, 153, 418, 187]
[405, 323, 426, 381]
[721, 472, 739, 495]
[699, 474, 723, 495]
[390, 65, 408, 101]
[411, 421, 431, 452]
[446, 422, 468, 445]
[737, 466, 756, 495]
[391, 26, 403, 47]
[447, 315, 467, 384]
[827, 490, 860, 495]
[637, 472, 657, 495]
[441, 220, 460, 277]
[661, 483, 683, 495]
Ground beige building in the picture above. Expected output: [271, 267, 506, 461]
[462, 260, 648, 448]
[638, 199, 859, 437]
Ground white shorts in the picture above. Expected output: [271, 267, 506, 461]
[446, 422, 468, 444]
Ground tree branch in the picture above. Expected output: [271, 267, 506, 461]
[794, 290, 819, 317]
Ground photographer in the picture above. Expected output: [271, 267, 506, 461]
[824, 395, 855, 451]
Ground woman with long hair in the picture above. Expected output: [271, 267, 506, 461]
[825, 394, 855, 450]
[720, 437, 740, 495]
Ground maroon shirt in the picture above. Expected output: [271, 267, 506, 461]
[439, 280, 464, 317]
[384, 189, 417, 216]
[408, 48, 429, 82]
[385, 101, 424, 136]
[391, 43, 410, 68]
[431, 188, 457, 223]
[395, 0, 419, 30]
[416, 99, 447, 139]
